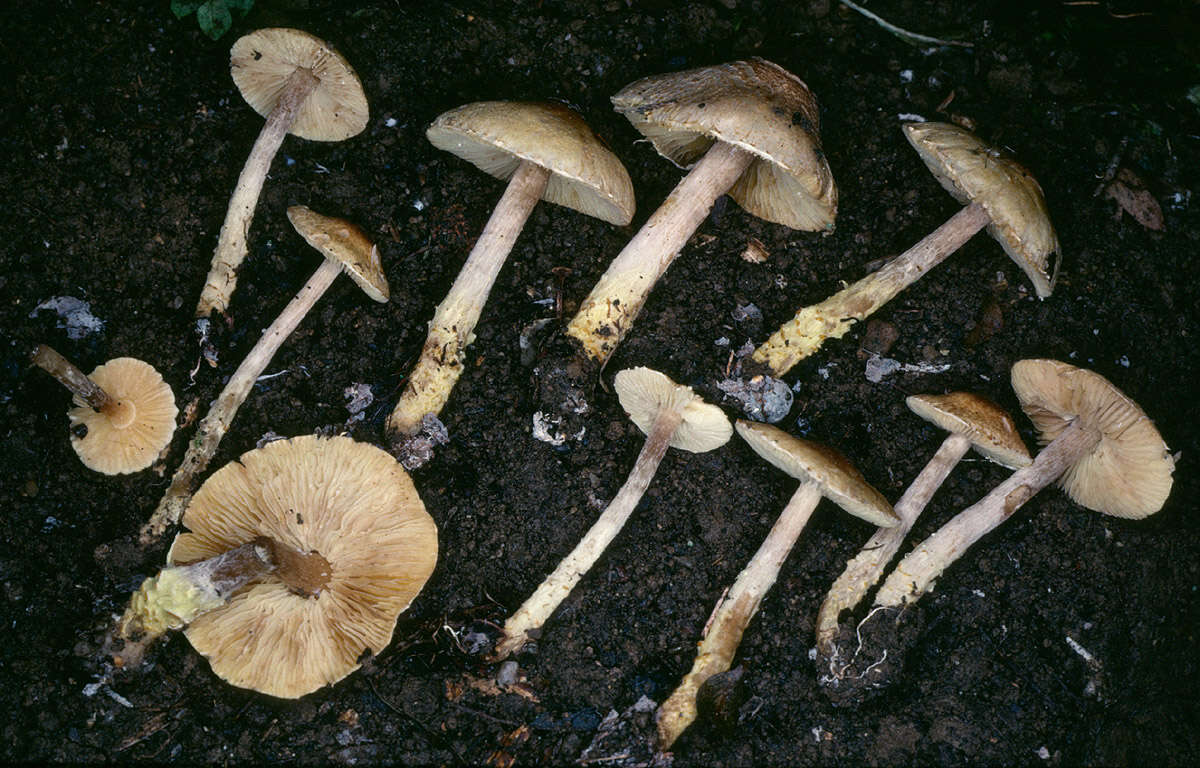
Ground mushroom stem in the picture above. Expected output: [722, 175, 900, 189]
[493, 402, 687, 661]
[874, 418, 1100, 608]
[657, 481, 823, 750]
[567, 141, 755, 363]
[195, 66, 320, 323]
[753, 201, 990, 376]
[141, 257, 344, 546]
[387, 160, 552, 438]
[30, 343, 113, 412]
[815, 432, 971, 654]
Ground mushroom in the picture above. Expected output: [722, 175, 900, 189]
[385, 101, 634, 454]
[814, 392, 1030, 662]
[565, 58, 836, 366]
[656, 420, 897, 750]
[141, 206, 388, 546]
[873, 359, 1173, 611]
[194, 28, 368, 348]
[752, 121, 1059, 378]
[492, 367, 731, 661]
[119, 435, 437, 698]
[31, 344, 177, 475]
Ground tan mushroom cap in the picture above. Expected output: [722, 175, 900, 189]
[906, 392, 1032, 470]
[614, 367, 732, 453]
[68, 358, 177, 475]
[1011, 359, 1174, 519]
[427, 101, 635, 226]
[903, 121, 1060, 299]
[735, 420, 898, 527]
[287, 205, 389, 302]
[167, 435, 438, 698]
[611, 57, 837, 232]
[230, 28, 368, 141]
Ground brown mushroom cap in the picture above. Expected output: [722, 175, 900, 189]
[611, 58, 836, 232]
[230, 28, 368, 141]
[68, 358, 177, 475]
[906, 392, 1032, 470]
[167, 435, 438, 698]
[735, 420, 898, 527]
[1010, 359, 1174, 519]
[614, 367, 732, 453]
[903, 121, 1059, 299]
[426, 101, 635, 226]
[287, 205, 389, 302]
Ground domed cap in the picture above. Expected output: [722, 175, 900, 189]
[69, 358, 177, 475]
[427, 101, 635, 226]
[168, 435, 438, 698]
[230, 28, 368, 141]
[614, 367, 732, 453]
[1010, 359, 1174, 519]
[906, 391, 1032, 470]
[287, 205, 389, 302]
[735, 420, 898, 527]
[903, 121, 1059, 299]
[611, 58, 837, 231]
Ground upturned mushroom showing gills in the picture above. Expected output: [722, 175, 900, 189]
[194, 28, 368, 355]
[565, 58, 836, 367]
[815, 392, 1030, 666]
[752, 121, 1059, 378]
[385, 102, 634, 460]
[141, 206, 388, 547]
[872, 360, 1173, 611]
[492, 367, 731, 661]
[656, 420, 896, 751]
[31, 344, 177, 475]
[118, 436, 437, 698]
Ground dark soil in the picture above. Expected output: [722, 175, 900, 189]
[3, 1, 1198, 765]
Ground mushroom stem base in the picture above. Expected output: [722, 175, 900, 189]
[31, 344, 113, 411]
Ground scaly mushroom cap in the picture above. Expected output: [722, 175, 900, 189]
[68, 358, 177, 475]
[287, 205, 389, 302]
[903, 121, 1059, 299]
[426, 101, 635, 226]
[614, 367, 732, 452]
[230, 28, 368, 141]
[735, 420, 898, 527]
[1010, 359, 1173, 519]
[168, 435, 438, 698]
[612, 58, 837, 231]
[906, 391, 1032, 470]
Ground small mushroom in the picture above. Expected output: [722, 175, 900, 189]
[814, 392, 1030, 661]
[31, 344, 177, 475]
[120, 435, 437, 698]
[753, 121, 1060, 377]
[656, 421, 896, 751]
[386, 102, 634, 453]
[873, 360, 1173, 610]
[194, 28, 368, 342]
[492, 368, 731, 661]
[141, 206, 387, 546]
[566, 58, 836, 365]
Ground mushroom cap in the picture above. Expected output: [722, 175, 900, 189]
[1010, 359, 1174, 519]
[902, 121, 1060, 299]
[426, 101, 635, 226]
[168, 435, 438, 698]
[611, 58, 837, 232]
[68, 358, 177, 475]
[735, 420, 898, 527]
[906, 391, 1032, 470]
[230, 28, 368, 141]
[614, 367, 732, 453]
[287, 205, 389, 302]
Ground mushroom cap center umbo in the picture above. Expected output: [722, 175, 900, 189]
[104, 398, 137, 430]
[271, 541, 332, 597]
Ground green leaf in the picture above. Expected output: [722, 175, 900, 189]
[227, 0, 255, 13]
[170, 0, 203, 18]
[196, 0, 233, 40]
